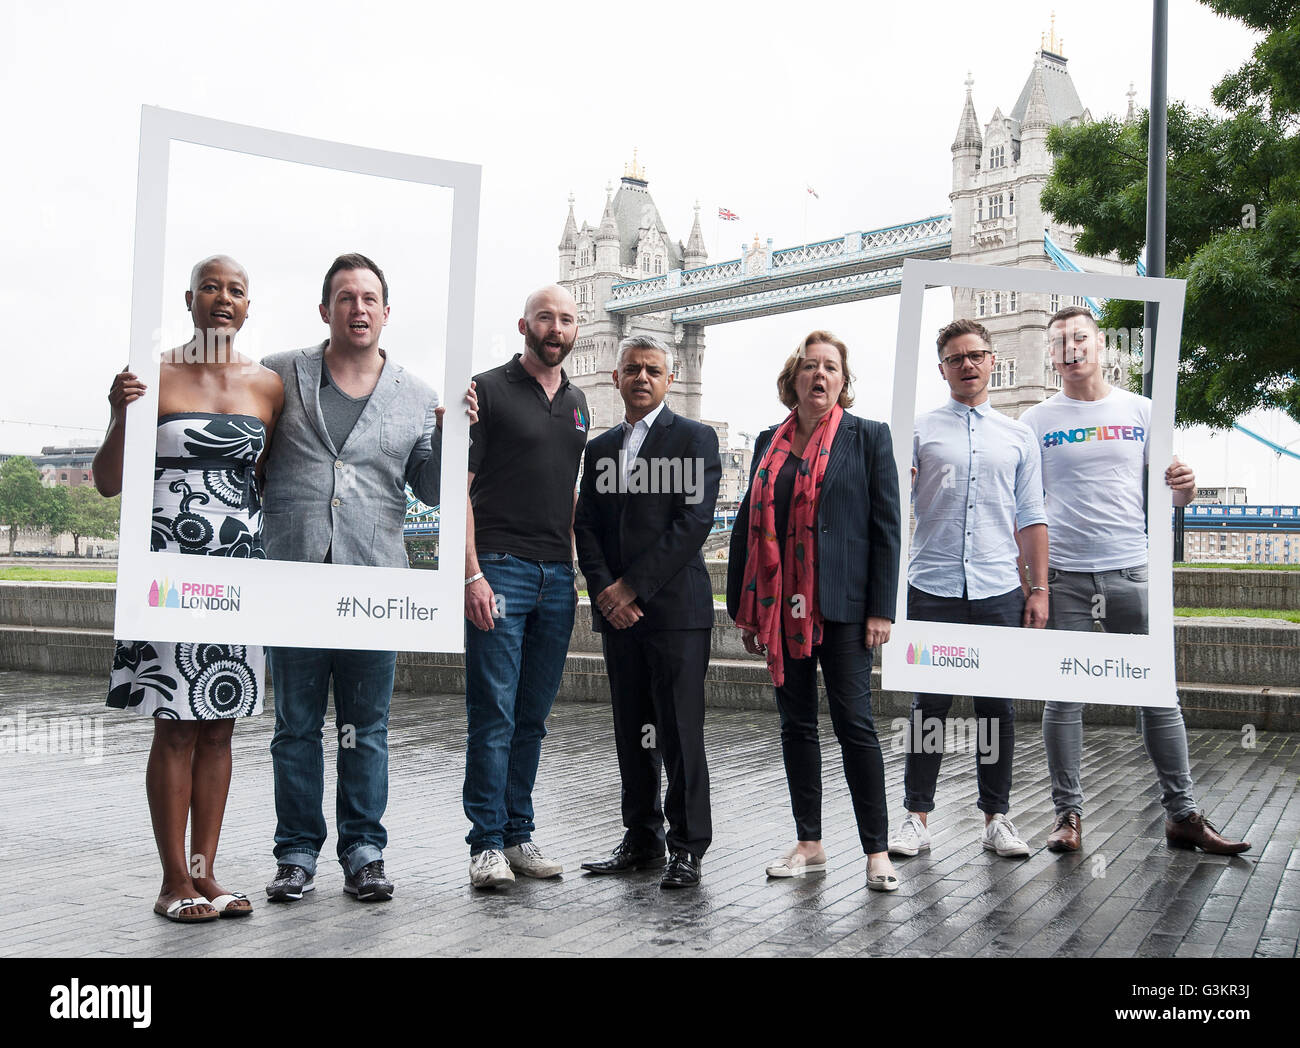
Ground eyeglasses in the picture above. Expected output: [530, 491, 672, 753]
[941, 350, 990, 368]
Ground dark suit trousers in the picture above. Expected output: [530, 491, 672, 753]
[774, 621, 888, 855]
[602, 626, 712, 858]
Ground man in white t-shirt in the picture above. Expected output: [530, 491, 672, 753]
[1021, 305, 1250, 855]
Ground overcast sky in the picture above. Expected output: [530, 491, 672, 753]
[3, 0, 1296, 502]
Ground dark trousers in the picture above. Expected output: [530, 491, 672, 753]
[774, 620, 888, 855]
[902, 585, 1021, 815]
[602, 626, 712, 858]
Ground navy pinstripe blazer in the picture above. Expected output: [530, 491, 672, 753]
[726, 412, 901, 624]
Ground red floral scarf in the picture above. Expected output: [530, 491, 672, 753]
[736, 404, 843, 685]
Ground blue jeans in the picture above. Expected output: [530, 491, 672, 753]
[463, 553, 576, 854]
[269, 646, 396, 876]
[1041, 565, 1196, 821]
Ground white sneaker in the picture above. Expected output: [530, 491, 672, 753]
[888, 813, 932, 856]
[469, 849, 515, 889]
[503, 841, 563, 878]
[982, 813, 1030, 857]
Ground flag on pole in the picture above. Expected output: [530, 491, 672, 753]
[806, 186, 819, 199]
[718, 207, 739, 221]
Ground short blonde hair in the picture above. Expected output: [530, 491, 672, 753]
[776, 330, 855, 410]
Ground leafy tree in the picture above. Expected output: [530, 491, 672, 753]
[0, 456, 47, 554]
[68, 485, 120, 556]
[42, 485, 72, 548]
[1040, 0, 1300, 428]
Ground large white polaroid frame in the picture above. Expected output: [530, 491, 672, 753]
[114, 106, 479, 652]
[883, 258, 1185, 706]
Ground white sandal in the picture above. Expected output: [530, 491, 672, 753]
[210, 891, 253, 918]
[154, 896, 218, 922]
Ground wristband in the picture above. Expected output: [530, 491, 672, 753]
[465, 572, 485, 586]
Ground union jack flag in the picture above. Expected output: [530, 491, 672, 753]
[718, 207, 739, 221]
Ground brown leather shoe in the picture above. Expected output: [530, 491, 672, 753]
[1046, 812, 1081, 852]
[1165, 812, 1250, 855]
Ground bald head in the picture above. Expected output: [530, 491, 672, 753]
[523, 283, 577, 319]
[190, 254, 249, 294]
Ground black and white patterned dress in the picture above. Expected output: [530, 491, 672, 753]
[107, 413, 267, 720]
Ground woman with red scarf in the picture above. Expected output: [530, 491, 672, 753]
[727, 331, 902, 890]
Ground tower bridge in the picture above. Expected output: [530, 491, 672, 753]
[557, 32, 1137, 433]
[604, 214, 954, 325]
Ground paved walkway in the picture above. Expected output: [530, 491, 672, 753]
[1, 671, 1296, 958]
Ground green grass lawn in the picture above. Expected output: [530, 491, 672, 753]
[0, 566, 117, 583]
[1176, 607, 1300, 623]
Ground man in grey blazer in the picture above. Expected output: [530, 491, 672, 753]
[260, 253, 468, 903]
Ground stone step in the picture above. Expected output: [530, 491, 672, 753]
[581, 565, 1300, 612]
[7, 625, 1297, 730]
[3, 581, 1296, 686]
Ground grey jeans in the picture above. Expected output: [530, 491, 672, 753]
[1041, 565, 1197, 821]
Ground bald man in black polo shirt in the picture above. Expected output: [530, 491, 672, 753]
[462, 284, 590, 890]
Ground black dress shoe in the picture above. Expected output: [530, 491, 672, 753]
[265, 863, 315, 902]
[580, 839, 667, 874]
[343, 859, 394, 901]
[660, 850, 701, 890]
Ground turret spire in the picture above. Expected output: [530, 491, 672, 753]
[951, 72, 982, 152]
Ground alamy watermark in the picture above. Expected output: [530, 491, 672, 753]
[593, 453, 706, 504]
[890, 712, 1000, 765]
[0, 709, 104, 765]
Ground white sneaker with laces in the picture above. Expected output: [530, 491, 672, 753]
[503, 841, 563, 878]
[888, 812, 932, 857]
[982, 813, 1030, 857]
[469, 848, 516, 889]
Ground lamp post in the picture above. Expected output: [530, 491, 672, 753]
[1144, 0, 1181, 558]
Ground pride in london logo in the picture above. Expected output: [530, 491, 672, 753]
[906, 642, 981, 669]
[147, 578, 180, 608]
[147, 578, 241, 611]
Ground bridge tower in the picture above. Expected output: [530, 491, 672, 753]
[949, 28, 1133, 418]
[557, 154, 706, 435]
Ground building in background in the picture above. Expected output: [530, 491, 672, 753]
[1181, 503, 1299, 564]
[1193, 486, 1249, 505]
[948, 28, 1141, 418]
[33, 446, 98, 488]
[558, 152, 708, 435]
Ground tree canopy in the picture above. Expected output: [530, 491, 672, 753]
[0, 456, 47, 553]
[1040, 0, 1299, 428]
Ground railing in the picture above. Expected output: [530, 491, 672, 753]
[606, 213, 953, 313]
[672, 267, 905, 324]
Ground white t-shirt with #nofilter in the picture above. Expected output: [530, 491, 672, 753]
[1021, 387, 1151, 572]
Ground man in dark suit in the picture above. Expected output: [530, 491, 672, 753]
[575, 334, 722, 889]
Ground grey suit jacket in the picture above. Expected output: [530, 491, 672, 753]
[260, 342, 441, 568]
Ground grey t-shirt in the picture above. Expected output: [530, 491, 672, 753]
[320, 360, 370, 451]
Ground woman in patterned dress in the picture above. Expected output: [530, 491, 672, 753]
[93, 255, 284, 922]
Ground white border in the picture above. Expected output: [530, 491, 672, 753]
[114, 106, 479, 652]
[882, 258, 1184, 706]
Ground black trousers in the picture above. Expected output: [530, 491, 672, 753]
[902, 585, 1022, 815]
[601, 626, 712, 858]
[774, 620, 888, 855]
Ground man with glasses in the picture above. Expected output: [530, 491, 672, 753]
[889, 319, 1048, 860]
[575, 335, 721, 889]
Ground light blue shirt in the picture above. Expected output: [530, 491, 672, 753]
[910, 397, 1046, 599]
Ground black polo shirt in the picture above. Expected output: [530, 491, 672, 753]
[468, 353, 590, 562]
